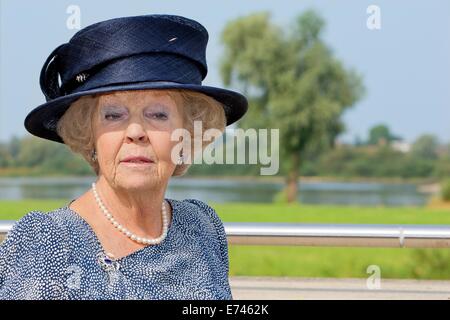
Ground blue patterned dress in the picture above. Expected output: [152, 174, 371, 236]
[0, 198, 233, 300]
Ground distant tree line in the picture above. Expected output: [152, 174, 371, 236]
[0, 136, 93, 176]
[302, 139, 449, 179]
[300, 125, 450, 179]
[0, 125, 448, 179]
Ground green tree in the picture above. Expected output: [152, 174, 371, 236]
[220, 10, 364, 202]
[8, 135, 21, 159]
[0, 143, 13, 167]
[15, 136, 60, 168]
[411, 134, 439, 160]
[14, 136, 93, 175]
[367, 124, 400, 146]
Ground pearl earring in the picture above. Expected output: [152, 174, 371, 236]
[91, 150, 97, 162]
[177, 151, 184, 165]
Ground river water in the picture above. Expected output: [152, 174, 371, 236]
[0, 176, 430, 206]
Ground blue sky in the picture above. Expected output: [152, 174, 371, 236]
[1, 0, 449, 144]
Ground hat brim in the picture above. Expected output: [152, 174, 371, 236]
[24, 81, 248, 144]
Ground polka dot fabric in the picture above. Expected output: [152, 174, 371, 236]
[0, 198, 232, 300]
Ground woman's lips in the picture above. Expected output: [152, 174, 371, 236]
[120, 161, 154, 168]
[120, 156, 154, 167]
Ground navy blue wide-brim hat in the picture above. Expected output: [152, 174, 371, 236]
[24, 14, 248, 144]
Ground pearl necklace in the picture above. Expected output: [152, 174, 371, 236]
[91, 182, 168, 245]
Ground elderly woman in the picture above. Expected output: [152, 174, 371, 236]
[0, 14, 247, 300]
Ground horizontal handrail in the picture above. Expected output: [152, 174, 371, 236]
[224, 223, 450, 248]
[1, 221, 450, 248]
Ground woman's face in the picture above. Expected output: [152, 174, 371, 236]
[93, 90, 184, 191]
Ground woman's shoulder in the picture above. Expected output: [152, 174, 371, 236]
[175, 198, 231, 282]
[0, 207, 74, 299]
[176, 198, 224, 229]
[0, 206, 80, 271]
[0, 207, 76, 269]
[175, 198, 228, 247]
[2, 206, 74, 246]
[3, 210, 57, 245]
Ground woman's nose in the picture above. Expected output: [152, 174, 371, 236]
[125, 122, 148, 143]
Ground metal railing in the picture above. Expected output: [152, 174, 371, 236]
[1, 220, 450, 248]
[224, 222, 450, 248]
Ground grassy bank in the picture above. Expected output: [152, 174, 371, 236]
[1, 200, 450, 280]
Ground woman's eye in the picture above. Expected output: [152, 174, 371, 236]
[104, 113, 125, 121]
[146, 112, 168, 120]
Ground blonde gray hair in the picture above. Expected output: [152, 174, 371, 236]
[56, 89, 226, 176]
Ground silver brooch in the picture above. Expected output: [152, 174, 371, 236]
[97, 251, 120, 273]
[75, 72, 89, 83]
[97, 251, 121, 287]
